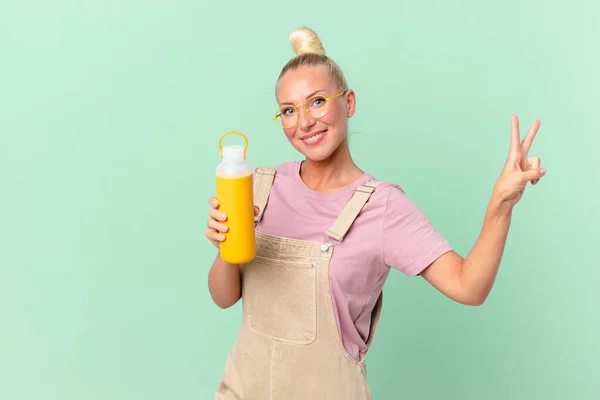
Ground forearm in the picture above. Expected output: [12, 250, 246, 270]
[459, 197, 513, 304]
[208, 252, 242, 308]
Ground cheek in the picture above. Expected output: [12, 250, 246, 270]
[283, 127, 295, 140]
[321, 102, 345, 128]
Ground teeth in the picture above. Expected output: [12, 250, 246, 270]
[303, 132, 323, 143]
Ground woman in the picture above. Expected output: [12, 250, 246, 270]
[206, 27, 545, 399]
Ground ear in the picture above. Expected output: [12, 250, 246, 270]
[345, 89, 356, 118]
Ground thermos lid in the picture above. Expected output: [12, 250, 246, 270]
[222, 145, 245, 165]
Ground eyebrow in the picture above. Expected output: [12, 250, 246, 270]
[279, 89, 325, 106]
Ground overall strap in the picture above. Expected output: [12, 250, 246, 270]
[324, 181, 380, 242]
[253, 166, 276, 225]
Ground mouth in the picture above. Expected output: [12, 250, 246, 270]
[300, 129, 327, 146]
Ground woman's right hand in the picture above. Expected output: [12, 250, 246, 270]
[206, 197, 259, 248]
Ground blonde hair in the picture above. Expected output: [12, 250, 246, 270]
[278, 27, 348, 91]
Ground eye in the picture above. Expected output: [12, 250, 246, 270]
[281, 107, 296, 116]
[309, 96, 327, 108]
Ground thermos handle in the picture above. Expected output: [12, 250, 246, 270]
[218, 131, 248, 159]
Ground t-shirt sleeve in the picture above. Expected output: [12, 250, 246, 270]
[382, 186, 453, 276]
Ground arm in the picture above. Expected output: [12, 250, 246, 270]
[420, 199, 512, 306]
[421, 115, 546, 306]
[208, 252, 242, 309]
[205, 197, 259, 309]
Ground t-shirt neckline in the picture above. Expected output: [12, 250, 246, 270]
[291, 160, 372, 201]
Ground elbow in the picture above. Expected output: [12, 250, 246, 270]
[463, 298, 485, 307]
[460, 293, 488, 306]
[212, 294, 241, 309]
[216, 300, 236, 309]
[216, 302, 232, 309]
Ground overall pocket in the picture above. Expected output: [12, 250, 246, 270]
[242, 256, 316, 344]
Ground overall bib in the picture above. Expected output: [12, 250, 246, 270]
[215, 166, 383, 400]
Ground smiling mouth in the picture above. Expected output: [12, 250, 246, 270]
[301, 130, 327, 145]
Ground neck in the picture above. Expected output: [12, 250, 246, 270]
[299, 139, 363, 192]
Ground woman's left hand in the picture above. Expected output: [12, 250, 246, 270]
[491, 115, 546, 208]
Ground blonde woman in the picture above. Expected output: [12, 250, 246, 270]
[206, 27, 545, 399]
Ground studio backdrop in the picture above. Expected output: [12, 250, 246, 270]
[1, 1, 598, 399]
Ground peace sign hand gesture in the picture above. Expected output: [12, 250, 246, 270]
[492, 115, 546, 208]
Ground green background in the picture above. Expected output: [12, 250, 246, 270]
[1, 1, 598, 399]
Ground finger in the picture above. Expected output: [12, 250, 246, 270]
[209, 197, 220, 208]
[521, 119, 541, 156]
[205, 228, 225, 243]
[521, 167, 546, 183]
[209, 208, 227, 221]
[508, 114, 521, 162]
[254, 206, 260, 216]
[208, 219, 229, 233]
[529, 157, 541, 184]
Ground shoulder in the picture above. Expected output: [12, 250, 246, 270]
[364, 180, 408, 209]
[361, 178, 429, 224]
[254, 161, 298, 177]
[274, 161, 298, 176]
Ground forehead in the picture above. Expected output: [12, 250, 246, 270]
[276, 65, 333, 103]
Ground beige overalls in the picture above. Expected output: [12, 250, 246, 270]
[215, 166, 383, 400]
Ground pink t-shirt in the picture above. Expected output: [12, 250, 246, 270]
[255, 161, 453, 361]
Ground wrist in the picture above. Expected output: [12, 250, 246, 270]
[485, 196, 513, 223]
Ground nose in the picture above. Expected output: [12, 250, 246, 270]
[298, 107, 316, 131]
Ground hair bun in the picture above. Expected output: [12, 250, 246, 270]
[289, 27, 325, 56]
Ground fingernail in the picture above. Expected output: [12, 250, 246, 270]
[541, 168, 547, 175]
[219, 213, 226, 220]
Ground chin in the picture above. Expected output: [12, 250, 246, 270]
[303, 152, 331, 163]
[295, 142, 339, 162]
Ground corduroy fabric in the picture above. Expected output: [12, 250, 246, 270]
[215, 167, 383, 400]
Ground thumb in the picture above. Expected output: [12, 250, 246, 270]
[522, 168, 547, 182]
